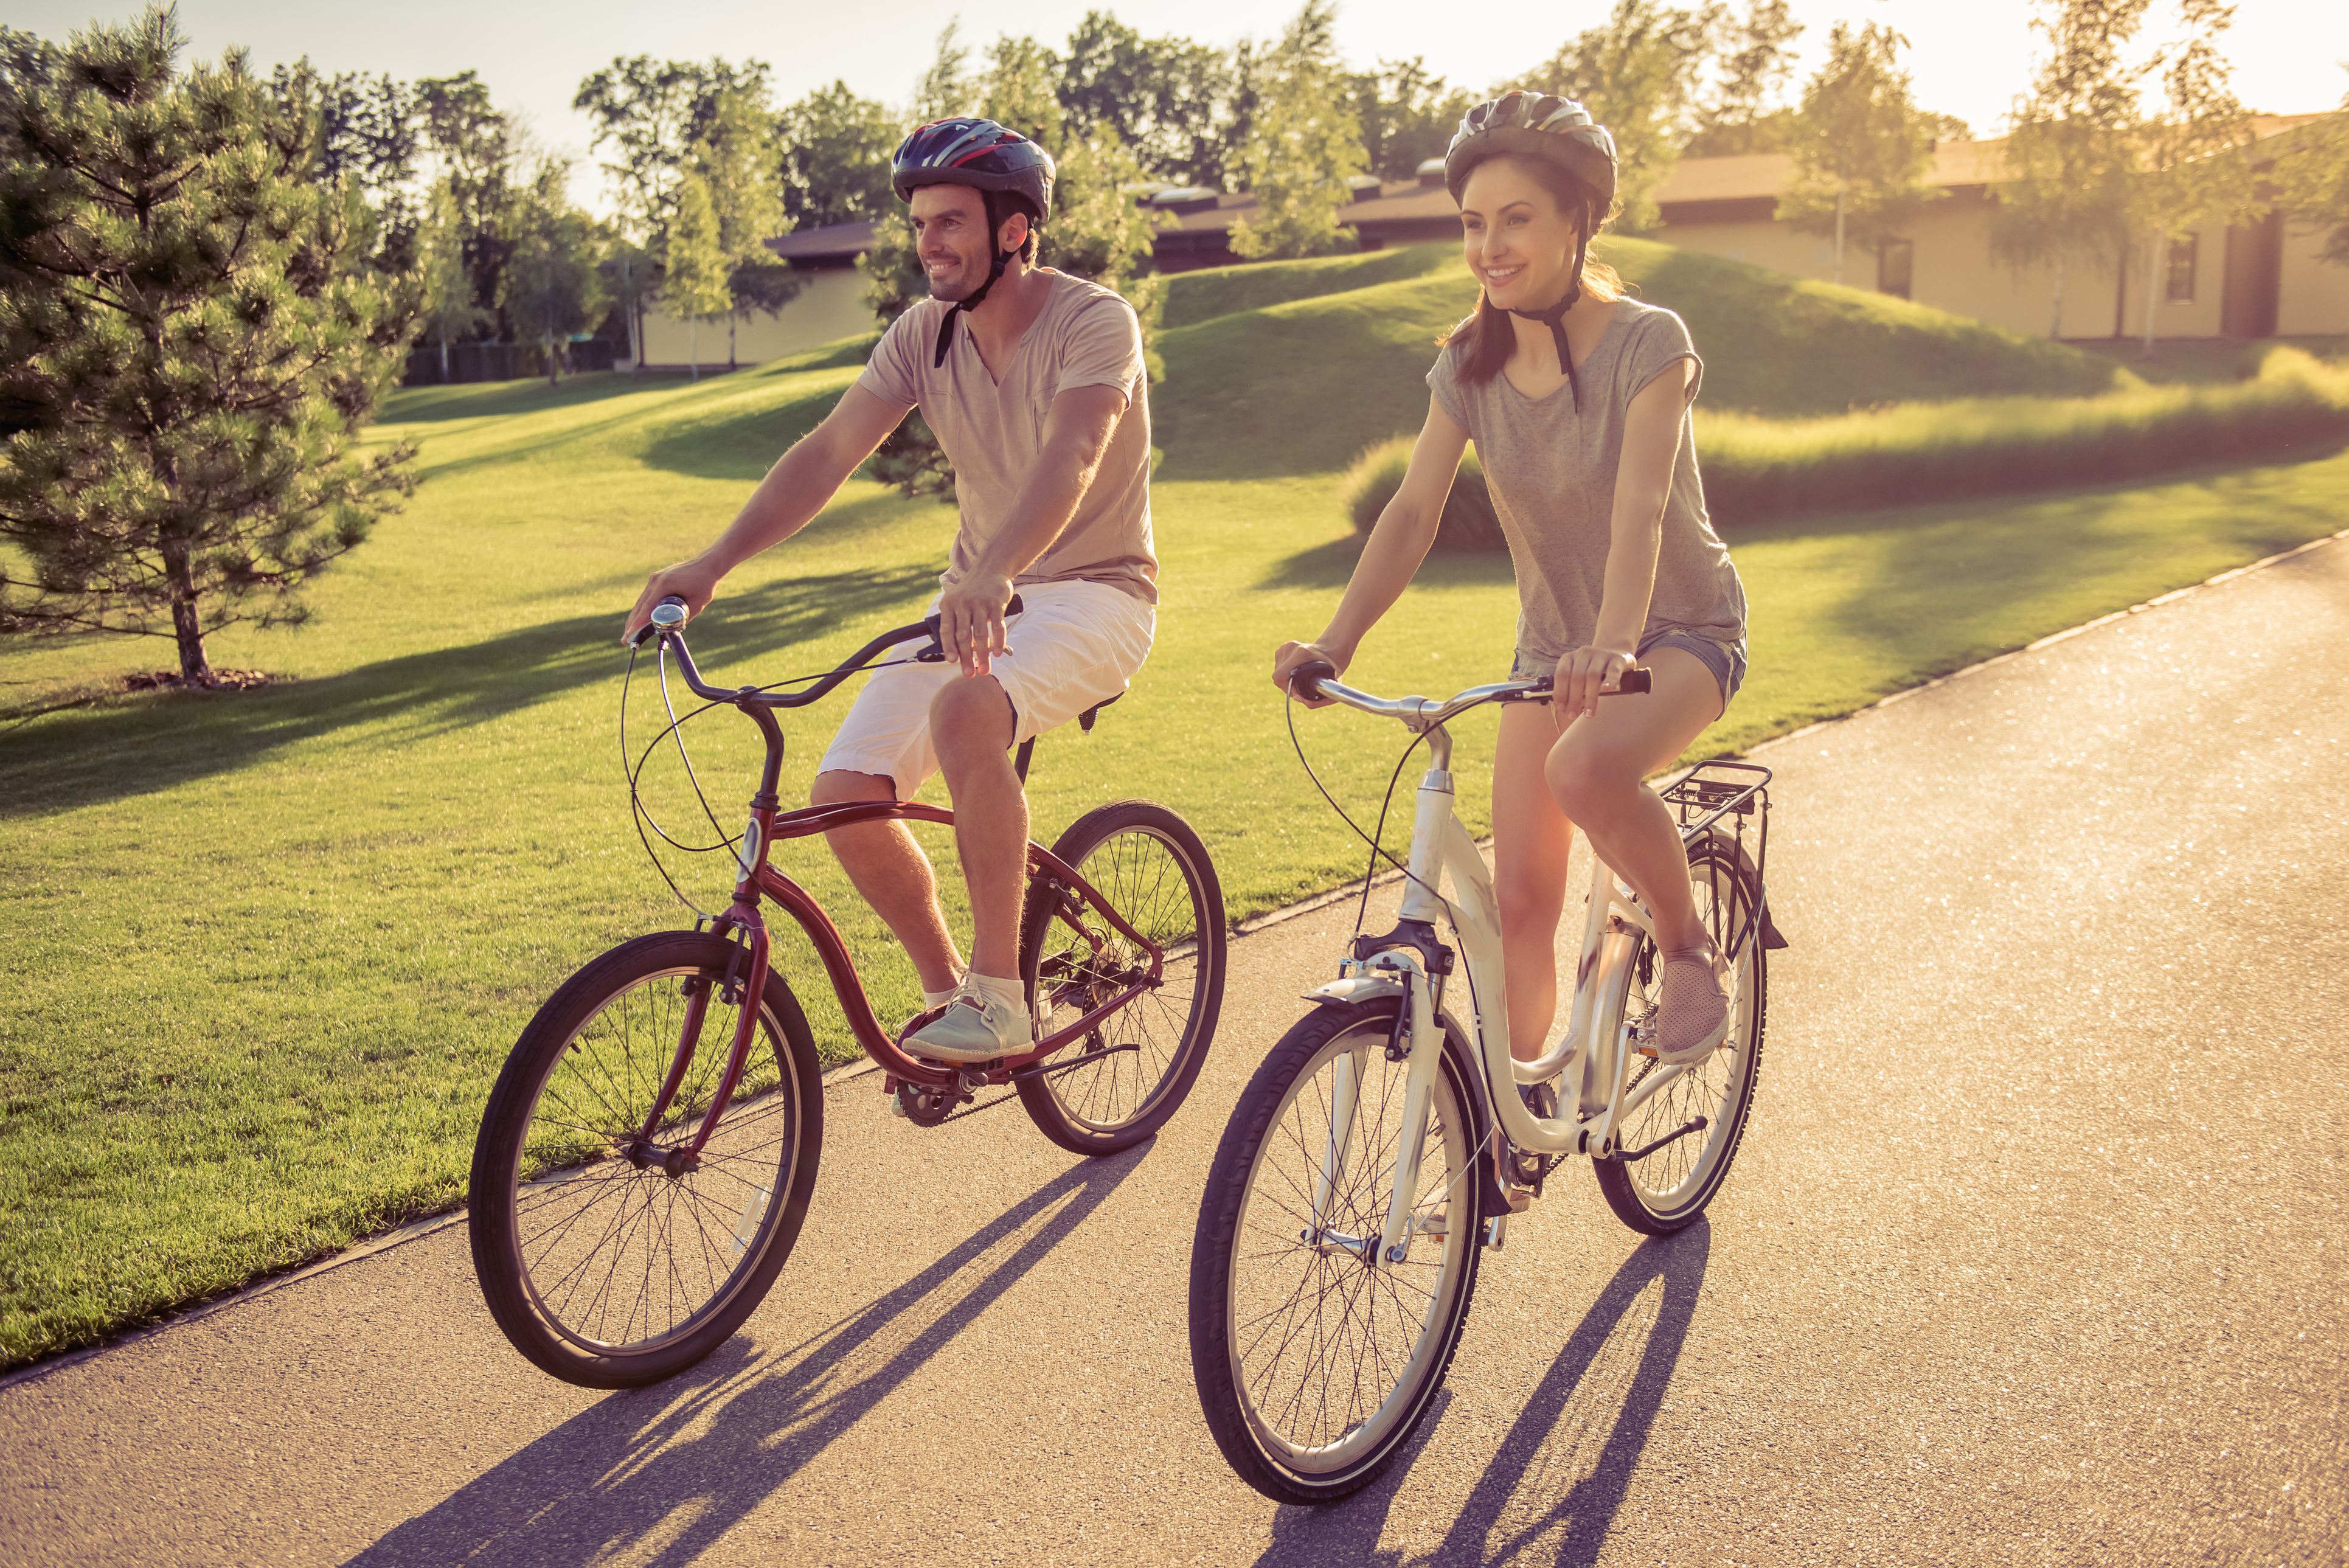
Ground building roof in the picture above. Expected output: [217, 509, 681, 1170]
[766, 220, 875, 263]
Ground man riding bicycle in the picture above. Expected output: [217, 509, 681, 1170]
[623, 117, 1158, 1066]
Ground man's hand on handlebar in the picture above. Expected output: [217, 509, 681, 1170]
[934, 571, 1017, 678]
[623, 560, 726, 648]
[1272, 640, 1345, 707]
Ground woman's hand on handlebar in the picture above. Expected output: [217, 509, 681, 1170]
[623, 560, 726, 647]
[1272, 640, 1346, 708]
[1553, 643, 1637, 724]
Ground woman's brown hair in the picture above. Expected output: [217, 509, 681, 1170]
[1442, 153, 1625, 387]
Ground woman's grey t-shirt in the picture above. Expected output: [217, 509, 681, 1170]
[1425, 296, 1745, 661]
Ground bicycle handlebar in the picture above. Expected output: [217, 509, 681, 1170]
[1287, 657, 1649, 725]
[637, 592, 1025, 709]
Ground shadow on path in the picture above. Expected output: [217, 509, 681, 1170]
[346, 1148, 1146, 1566]
[1251, 1222, 1711, 1568]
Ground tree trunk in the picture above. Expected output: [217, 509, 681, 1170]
[162, 535, 210, 683]
[689, 318, 699, 382]
[729, 311, 737, 370]
[631, 294, 644, 376]
[2050, 252, 2066, 339]
[439, 337, 450, 384]
[2142, 223, 2163, 359]
[546, 308, 559, 389]
[1833, 190, 1845, 287]
[2112, 244, 2129, 339]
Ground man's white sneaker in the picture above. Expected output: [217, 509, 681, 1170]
[904, 982, 1033, 1064]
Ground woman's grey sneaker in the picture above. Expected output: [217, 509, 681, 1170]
[1654, 944, 1731, 1064]
[905, 982, 1033, 1063]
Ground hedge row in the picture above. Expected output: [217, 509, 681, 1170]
[1340, 348, 2349, 546]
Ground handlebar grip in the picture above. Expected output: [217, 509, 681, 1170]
[629, 595, 690, 649]
[1616, 667, 1651, 695]
[1288, 657, 1338, 700]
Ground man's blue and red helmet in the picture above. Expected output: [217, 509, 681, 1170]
[892, 118, 1057, 364]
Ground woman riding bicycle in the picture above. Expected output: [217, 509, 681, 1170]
[1271, 92, 1750, 1119]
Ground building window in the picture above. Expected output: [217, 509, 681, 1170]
[2165, 233, 2198, 302]
[1877, 238, 1914, 300]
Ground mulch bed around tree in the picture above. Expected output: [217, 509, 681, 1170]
[120, 669, 280, 692]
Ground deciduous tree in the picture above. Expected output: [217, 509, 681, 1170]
[777, 81, 898, 229]
[499, 158, 609, 387]
[2126, 0, 2254, 355]
[1523, 0, 1722, 234]
[1992, 0, 2147, 338]
[0, 8, 418, 683]
[1229, 0, 1367, 260]
[1686, 0, 1802, 157]
[1780, 22, 1943, 286]
[664, 170, 730, 380]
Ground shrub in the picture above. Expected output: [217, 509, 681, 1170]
[1698, 348, 2349, 526]
[1339, 435, 1508, 552]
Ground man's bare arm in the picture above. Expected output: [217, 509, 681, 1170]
[934, 381, 1126, 674]
[622, 384, 909, 642]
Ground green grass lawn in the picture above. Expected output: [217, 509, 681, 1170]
[4, 256, 2345, 1369]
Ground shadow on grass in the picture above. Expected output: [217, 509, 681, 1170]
[341, 1148, 1144, 1567]
[0, 565, 941, 820]
[1249, 1224, 1712, 1567]
[1257, 533, 1516, 594]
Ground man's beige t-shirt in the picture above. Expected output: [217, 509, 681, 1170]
[858, 271, 1157, 604]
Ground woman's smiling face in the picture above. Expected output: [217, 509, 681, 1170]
[1458, 156, 1581, 311]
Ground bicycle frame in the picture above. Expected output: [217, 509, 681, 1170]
[623, 611, 1173, 1164]
[1294, 675, 1768, 1261]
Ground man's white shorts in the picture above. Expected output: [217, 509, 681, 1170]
[819, 579, 1155, 800]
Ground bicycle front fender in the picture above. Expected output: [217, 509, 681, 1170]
[1302, 974, 1406, 1007]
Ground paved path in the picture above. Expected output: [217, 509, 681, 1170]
[6, 539, 2347, 1567]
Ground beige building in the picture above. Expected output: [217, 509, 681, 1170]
[627, 222, 878, 372]
[1644, 117, 2345, 342]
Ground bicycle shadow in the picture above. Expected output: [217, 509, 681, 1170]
[342, 1148, 1146, 1567]
[1251, 1221, 1712, 1568]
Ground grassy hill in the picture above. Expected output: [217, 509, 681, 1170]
[2, 243, 2342, 1368]
[1153, 238, 2131, 479]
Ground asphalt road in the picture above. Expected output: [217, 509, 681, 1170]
[5, 537, 2346, 1567]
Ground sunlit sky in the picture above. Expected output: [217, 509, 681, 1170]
[13, 0, 2343, 209]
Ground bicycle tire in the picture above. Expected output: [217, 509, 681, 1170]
[468, 930, 824, 1388]
[1014, 799, 1226, 1156]
[1592, 828, 1766, 1234]
[1189, 999, 1482, 1505]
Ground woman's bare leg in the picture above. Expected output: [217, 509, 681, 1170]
[1493, 701, 1575, 1062]
[1544, 646, 1723, 952]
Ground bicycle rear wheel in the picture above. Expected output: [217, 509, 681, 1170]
[1189, 999, 1482, 1504]
[469, 930, 824, 1387]
[1593, 827, 1766, 1234]
[1015, 799, 1226, 1156]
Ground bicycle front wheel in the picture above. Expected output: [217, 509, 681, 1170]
[1593, 827, 1767, 1234]
[468, 931, 824, 1388]
[1015, 799, 1226, 1156]
[1189, 999, 1482, 1505]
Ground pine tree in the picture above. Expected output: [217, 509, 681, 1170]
[1228, 1, 1367, 261]
[1778, 23, 1943, 287]
[0, 7, 420, 684]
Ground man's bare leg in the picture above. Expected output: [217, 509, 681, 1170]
[810, 769, 965, 994]
[928, 675, 1027, 980]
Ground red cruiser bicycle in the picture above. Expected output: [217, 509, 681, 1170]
[468, 596, 1226, 1388]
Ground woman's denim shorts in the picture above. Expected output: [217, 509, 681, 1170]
[1511, 631, 1747, 716]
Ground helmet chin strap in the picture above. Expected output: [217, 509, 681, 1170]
[1505, 226, 1591, 411]
[932, 192, 1019, 367]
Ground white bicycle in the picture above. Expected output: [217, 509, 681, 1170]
[1187, 657, 1782, 1504]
